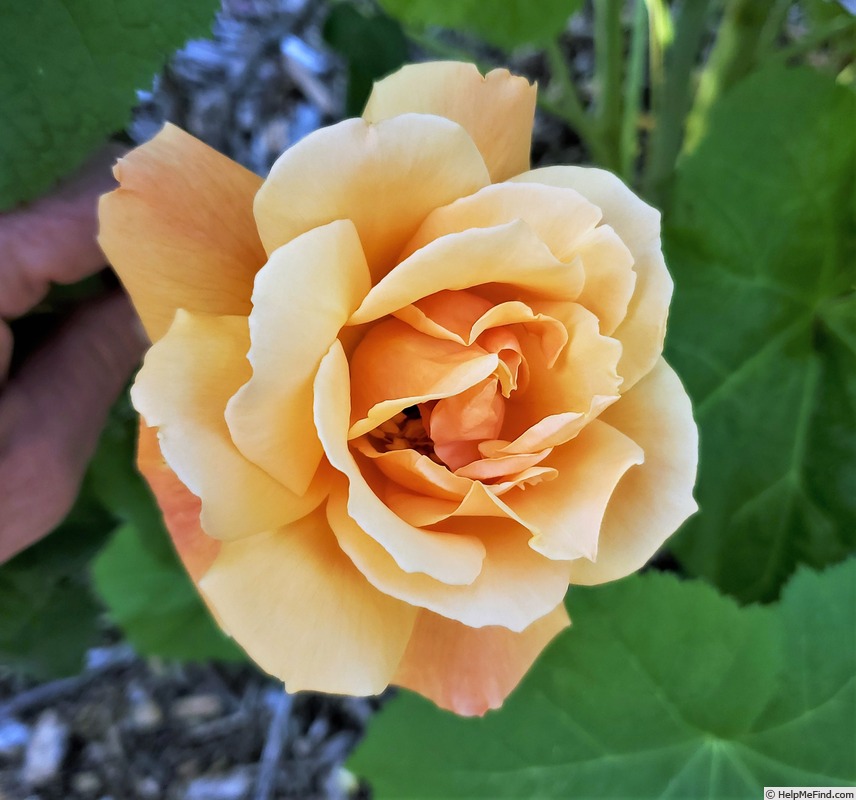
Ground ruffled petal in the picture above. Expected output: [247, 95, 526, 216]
[199, 506, 417, 696]
[254, 115, 490, 280]
[363, 62, 536, 183]
[502, 303, 622, 448]
[348, 319, 499, 439]
[430, 378, 505, 469]
[327, 488, 571, 632]
[393, 290, 492, 345]
[225, 221, 371, 495]
[99, 124, 265, 342]
[572, 225, 636, 336]
[506, 420, 644, 561]
[491, 466, 559, 495]
[393, 604, 570, 716]
[132, 312, 328, 541]
[348, 221, 584, 326]
[471, 301, 568, 366]
[382, 479, 534, 530]
[394, 291, 567, 370]
[512, 166, 670, 389]
[569, 359, 698, 584]
[314, 341, 486, 585]
[352, 437, 471, 500]
[454, 448, 552, 481]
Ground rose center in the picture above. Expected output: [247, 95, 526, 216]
[367, 406, 442, 464]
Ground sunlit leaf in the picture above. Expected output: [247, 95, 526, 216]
[0, 0, 219, 209]
[351, 561, 856, 797]
[665, 66, 856, 601]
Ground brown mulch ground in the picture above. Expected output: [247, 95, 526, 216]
[0, 646, 381, 799]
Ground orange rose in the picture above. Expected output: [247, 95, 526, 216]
[99, 62, 697, 716]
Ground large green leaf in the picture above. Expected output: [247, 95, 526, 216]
[378, 0, 583, 51]
[665, 66, 856, 601]
[0, 492, 113, 678]
[90, 395, 244, 662]
[351, 561, 856, 797]
[0, 0, 218, 210]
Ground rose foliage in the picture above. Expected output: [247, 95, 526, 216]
[99, 62, 698, 716]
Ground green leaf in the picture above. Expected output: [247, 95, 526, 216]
[93, 523, 243, 662]
[323, 3, 409, 117]
[0, 0, 219, 210]
[0, 493, 113, 678]
[89, 394, 244, 662]
[665, 66, 856, 601]
[88, 392, 174, 561]
[351, 561, 856, 797]
[806, 0, 856, 23]
[377, 0, 583, 51]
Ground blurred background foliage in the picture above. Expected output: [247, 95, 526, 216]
[0, 0, 854, 795]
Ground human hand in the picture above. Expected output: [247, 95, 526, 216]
[0, 145, 147, 564]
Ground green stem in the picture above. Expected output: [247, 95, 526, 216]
[771, 15, 856, 63]
[641, 0, 712, 204]
[544, 40, 592, 137]
[541, 40, 611, 165]
[757, 0, 793, 56]
[684, 0, 778, 155]
[643, 0, 673, 123]
[593, 0, 624, 172]
[619, 0, 649, 185]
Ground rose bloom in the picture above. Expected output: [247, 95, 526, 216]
[99, 62, 697, 716]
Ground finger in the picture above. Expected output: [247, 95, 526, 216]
[0, 143, 127, 319]
[0, 291, 146, 564]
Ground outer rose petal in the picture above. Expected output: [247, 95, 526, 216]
[506, 420, 644, 561]
[132, 312, 328, 541]
[226, 221, 371, 495]
[363, 62, 536, 183]
[254, 115, 490, 280]
[570, 225, 636, 336]
[327, 488, 571, 632]
[401, 182, 635, 337]
[99, 124, 266, 342]
[569, 359, 698, 584]
[137, 421, 217, 583]
[393, 604, 570, 717]
[199, 506, 417, 696]
[512, 166, 671, 390]
[348, 221, 583, 327]
[314, 341, 487, 585]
